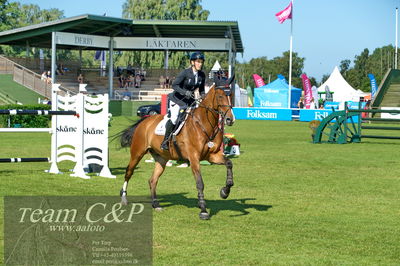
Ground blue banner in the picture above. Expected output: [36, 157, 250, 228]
[254, 88, 288, 108]
[233, 108, 292, 121]
[368, 73, 377, 98]
[347, 101, 366, 109]
[324, 101, 340, 110]
[300, 109, 333, 122]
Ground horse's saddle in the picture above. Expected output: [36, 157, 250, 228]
[155, 108, 191, 136]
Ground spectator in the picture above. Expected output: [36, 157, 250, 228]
[41, 71, 47, 81]
[60, 64, 69, 73]
[56, 64, 64, 75]
[135, 74, 141, 88]
[125, 75, 133, 88]
[297, 97, 304, 109]
[118, 74, 124, 88]
[46, 71, 52, 84]
[77, 73, 84, 84]
[127, 64, 134, 75]
[116, 66, 122, 76]
[140, 68, 146, 81]
[362, 100, 371, 119]
[309, 97, 316, 109]
[159, 75, 165, 89]
[165, 76, 170, 89]
[122, 89, 131, 100]
[140, 69, 147, 81]
[318, 99, 325, 109]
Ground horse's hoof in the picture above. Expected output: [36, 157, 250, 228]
[154, 207, 163, 212]
[199, 212, 210, 220]
[220, 187, 229, 199]
[121, 196, 128, 205]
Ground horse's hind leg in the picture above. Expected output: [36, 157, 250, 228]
[208, 152, 234, 199]
[148, 154, 167, 210]
[121, 147, 147, 205]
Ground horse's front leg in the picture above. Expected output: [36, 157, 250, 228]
[208, 152, 234, 199]
[189, 159, 209, 220]
[220, 158, 234, 199]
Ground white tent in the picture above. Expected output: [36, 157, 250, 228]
[211, 60, 222, 71]
[318, 66, 362, 102]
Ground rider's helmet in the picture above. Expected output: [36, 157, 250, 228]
[190, 52, 205, 62]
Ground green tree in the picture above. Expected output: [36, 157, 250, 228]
[235, 51, 307, 89]
[119, 0, 210, 70]
[320, 45, 397, 92]
[339, 59, 351, 76]
[0, 0, 19, 32]
[0, 2, 64, 57]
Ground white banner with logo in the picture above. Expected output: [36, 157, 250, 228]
[114, 37, 230, 50]
[55, 32, 110, 48]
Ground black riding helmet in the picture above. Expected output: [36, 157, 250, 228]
[190, 52, 205, 61]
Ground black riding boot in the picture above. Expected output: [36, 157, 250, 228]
[161, 120, 174, 150]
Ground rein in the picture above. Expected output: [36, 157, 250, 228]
[190, 88, 232, 142]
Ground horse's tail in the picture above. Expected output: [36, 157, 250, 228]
[120, 117, 148, 148]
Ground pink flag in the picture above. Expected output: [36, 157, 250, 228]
[275, 1, 293, 24]
[252, 74, 266, 88]
[301, 74, 312, 109]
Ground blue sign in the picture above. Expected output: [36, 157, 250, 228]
[300, 109, 333, 122]
[300, 109, 359, 122]
[324, 101, 340, 110]
[233, 108, 292, 121]
[347, 101, 366, 109]
[254, 88, 288, 108]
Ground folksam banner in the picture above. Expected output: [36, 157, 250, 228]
[299, 109, 360, 122]
[254, 88, 288, 108]
[301, 73, 312, 108]
[233, 107, 292, 121]
[368, 73, 378, 99]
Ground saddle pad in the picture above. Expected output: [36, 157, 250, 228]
[155, 116, 168, 135]
[155, 109, 192, 136]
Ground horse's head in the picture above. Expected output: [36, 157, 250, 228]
[207, 74, 235, 126]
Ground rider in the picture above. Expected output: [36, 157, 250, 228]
[160, 51, 206, 150]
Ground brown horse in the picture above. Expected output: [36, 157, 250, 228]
[119, 82, 235, 220]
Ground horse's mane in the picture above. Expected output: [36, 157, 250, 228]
[200, 84, 216, 106]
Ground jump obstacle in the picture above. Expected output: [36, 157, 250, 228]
[0, 84, 115, 179]
[313, 102, 400, 144]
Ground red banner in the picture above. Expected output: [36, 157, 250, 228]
[275, 1, 293, 24]
[301, 73, 312, 109]
[252, 74, 266, 88]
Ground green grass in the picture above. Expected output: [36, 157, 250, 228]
[0, 74, 41, 105]
[1, 118, 400, 265]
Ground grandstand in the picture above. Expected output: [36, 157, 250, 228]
[371, 69, 400, 108]
[0, 55, 178, 101]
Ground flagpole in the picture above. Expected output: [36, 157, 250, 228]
[288, 0, 293, 109]
[396, 7, 398, 69]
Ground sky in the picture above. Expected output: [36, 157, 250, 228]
[14, 0, 400, 82]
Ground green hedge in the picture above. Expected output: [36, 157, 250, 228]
[0, 104, 51, 128]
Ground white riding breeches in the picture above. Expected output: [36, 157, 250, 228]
[168, 100, 181, 125]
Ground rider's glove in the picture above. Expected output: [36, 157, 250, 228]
[184, 90, 193, 99]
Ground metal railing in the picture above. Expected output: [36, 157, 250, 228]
[0, 55, 76, 97]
